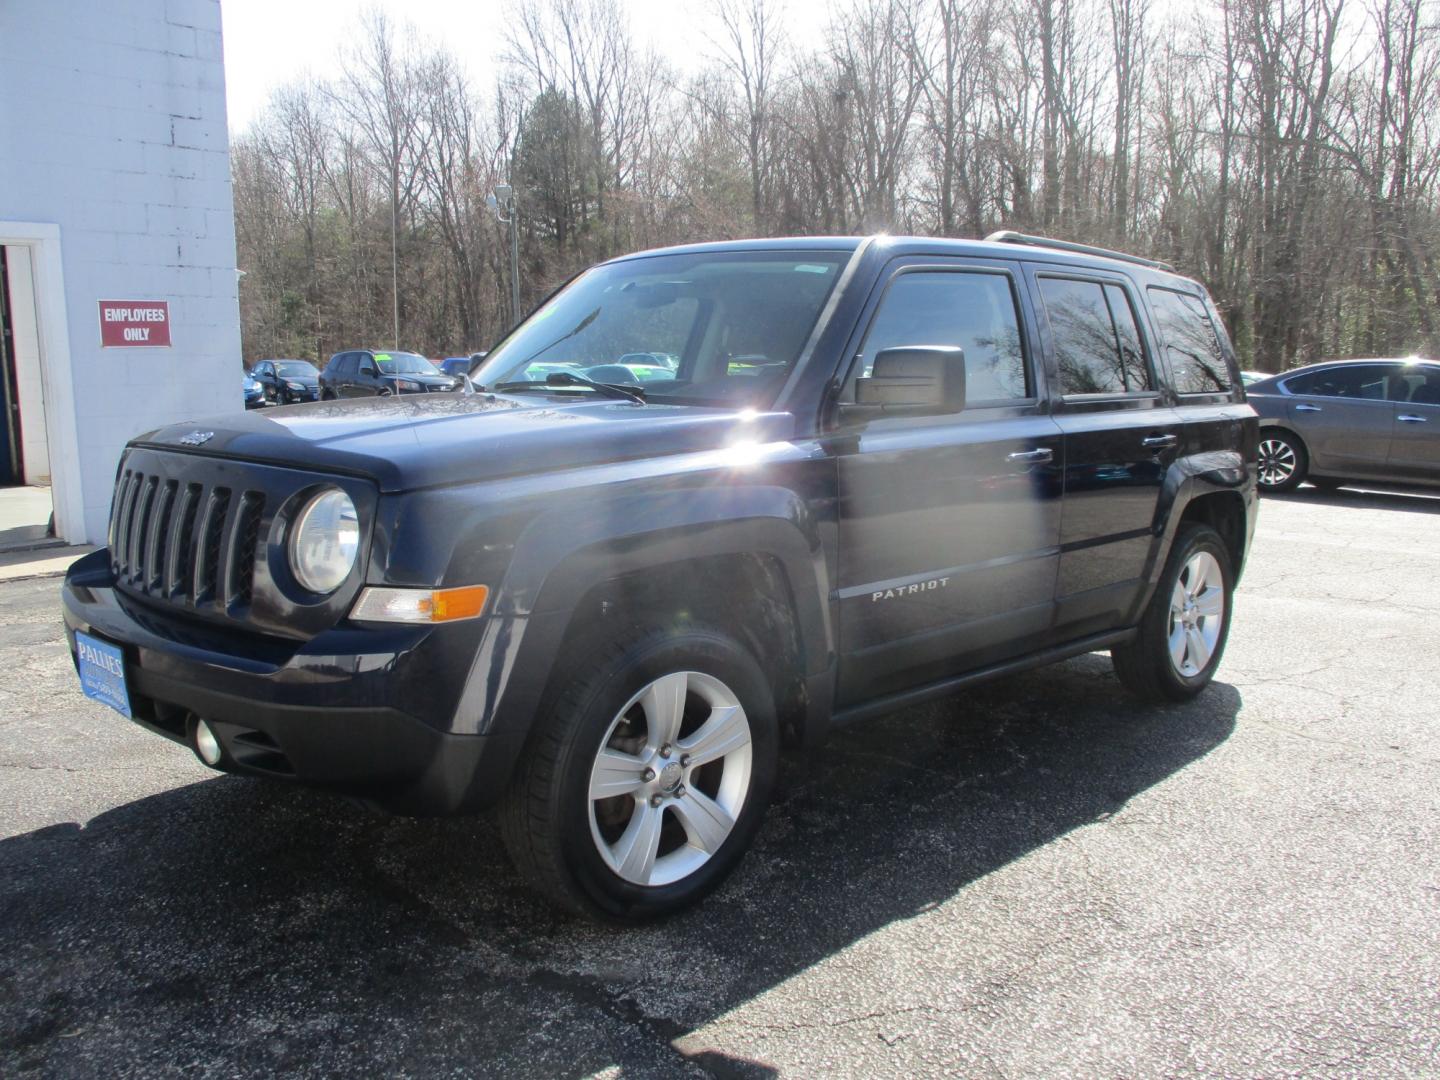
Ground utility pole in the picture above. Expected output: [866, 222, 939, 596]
[487, 183, 521, 328]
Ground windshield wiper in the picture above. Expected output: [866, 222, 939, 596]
[494, 371, 645, 404]
[520, 307, 601, 364]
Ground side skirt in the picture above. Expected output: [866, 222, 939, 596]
[830, 627, 1137, 728]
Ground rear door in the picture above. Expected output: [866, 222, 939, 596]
[832, 256, 1064, 703]
[1030, 267, 1181, 637]
[1385, 363, 1440, 481]
[1277, 364, 1400, 477]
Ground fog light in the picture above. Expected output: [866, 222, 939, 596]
[194, 719, 223, 766]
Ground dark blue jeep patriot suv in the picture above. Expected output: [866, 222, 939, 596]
[64, 234, 1258, 920]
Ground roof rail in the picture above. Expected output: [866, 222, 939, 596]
[983, 230, 1176, 273]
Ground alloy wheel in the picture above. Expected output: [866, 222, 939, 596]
[1258, 437, 1297, 487]
[587, 670, 753, 887]
[1167, 551, 1225, 677]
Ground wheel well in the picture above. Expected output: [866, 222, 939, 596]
[1260, 423, 1307, 452]
[557, 553, 808, 744]
[1178, 492, 1247, 578]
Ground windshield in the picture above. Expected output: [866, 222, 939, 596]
[474, 250, 849, 407]
[375, 352, 439, 375]
[275, 361, 317, 377]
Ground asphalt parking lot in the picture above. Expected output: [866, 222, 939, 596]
[2, 487, 1437, 1078]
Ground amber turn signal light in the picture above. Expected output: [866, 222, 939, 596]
[349, 584, 489, 624]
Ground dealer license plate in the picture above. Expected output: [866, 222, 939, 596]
[75, 631, 132, 719]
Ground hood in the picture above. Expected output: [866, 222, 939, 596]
[132, 394, 797, 492]
[281, 373, 320, 386]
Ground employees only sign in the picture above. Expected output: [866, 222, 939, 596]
[99, 300, 171, 347]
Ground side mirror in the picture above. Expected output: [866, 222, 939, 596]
[846, 346, 966, 418]
[360, 364, 377, 377]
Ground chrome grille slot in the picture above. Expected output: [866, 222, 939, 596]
[127, 476, 157, 585]
[144, 480, 178, 591]
[229, 493, 265, 608]
[164, 483, 202, 599]
[192, 487, 231, 605]
[109, 471, 137, 576]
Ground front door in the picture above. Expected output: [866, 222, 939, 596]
[832, 258, 1063, 705]
[1280, 363, 1401, 478]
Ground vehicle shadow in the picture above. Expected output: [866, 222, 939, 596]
[0, 655, 1239, 1078]
[1274, 483, 1440, 514]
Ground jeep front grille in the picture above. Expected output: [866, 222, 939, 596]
[110, 468, 264, 612]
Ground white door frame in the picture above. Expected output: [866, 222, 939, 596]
[0, 221, 83, 544]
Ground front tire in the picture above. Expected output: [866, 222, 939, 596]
[1258, 430, 1307, 492]
[1112, 524, 1234, 702]
[500, 625, 778, 921]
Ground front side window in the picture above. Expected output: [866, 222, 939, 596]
[1039, 277, 1152, 395]
[850, 270, 1029, 402]
[1284, 365, 1399, 400]
[475, 251, 850, 407]
[1148, 287, 1232, 394]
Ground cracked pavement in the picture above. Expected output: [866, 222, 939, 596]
[2, 485, 1438, 1077]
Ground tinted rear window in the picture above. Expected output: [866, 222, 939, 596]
[1284, 365, 1398, 400]
[1148, 287, 1232, 394]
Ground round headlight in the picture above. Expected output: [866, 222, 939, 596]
[289, 489, 359, 594]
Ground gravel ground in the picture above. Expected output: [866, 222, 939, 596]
[1, 485, 1437, 1078]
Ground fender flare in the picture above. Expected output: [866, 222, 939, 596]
[450, 484, 835, 750]
[1140, 449, 1255, 609]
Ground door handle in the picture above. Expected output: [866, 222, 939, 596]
[1140, 433, 1178, 449]
[1007, 448, 1054, 465]
[1295, 403, 1323, 412]
[1397, 414, 1427, 423]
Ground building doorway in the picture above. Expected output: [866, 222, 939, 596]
[0, 245, 55, 548]
[0, 247, 23, 485]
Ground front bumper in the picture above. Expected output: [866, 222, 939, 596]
[62, 549, 518, 814]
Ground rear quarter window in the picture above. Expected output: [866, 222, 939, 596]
[1147, 287, 1233, 395]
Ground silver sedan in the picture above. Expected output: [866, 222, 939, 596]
[1246, 357, 1440, 492]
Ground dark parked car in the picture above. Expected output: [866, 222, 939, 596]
[64, 233, 1256, 921]
[242, 371, 264, 409]
[250, 359, 320, 404]
[319, 349, 460, 397]
[1246, 357, 1440, 492]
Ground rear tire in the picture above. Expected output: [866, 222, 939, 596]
[1257, 430, 1307, 493]
[500, 624, 778, 921]
[1112, 524, 1234, 702]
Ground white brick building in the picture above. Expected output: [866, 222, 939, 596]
[0, 0, 240, 545]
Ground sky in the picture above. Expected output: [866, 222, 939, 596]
[219, 0, 825, 135]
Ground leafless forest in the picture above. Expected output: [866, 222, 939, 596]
[232, 0, 1440, 371]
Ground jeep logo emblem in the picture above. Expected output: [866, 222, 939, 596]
[178, 430, 214, 447]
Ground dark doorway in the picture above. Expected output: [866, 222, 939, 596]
[0, 248, 25, 488]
